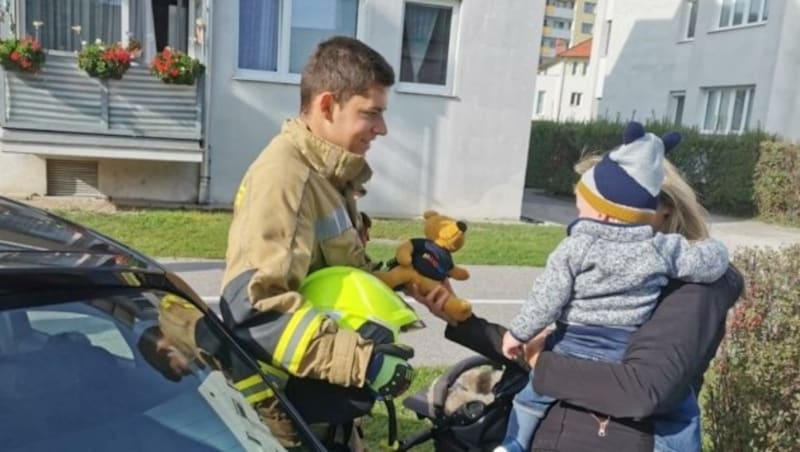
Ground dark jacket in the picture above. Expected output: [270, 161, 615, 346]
[445, 267, 743, 451]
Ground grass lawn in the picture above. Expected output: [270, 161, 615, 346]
[361, 366, 443, 452]
[55, 209, 565, 266]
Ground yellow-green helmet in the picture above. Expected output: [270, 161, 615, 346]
[299, 266, 424, 342]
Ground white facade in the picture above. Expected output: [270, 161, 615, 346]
[533, 58, 593, 121]
[206, 0, 544, 219]
[589, 0, 800, 141]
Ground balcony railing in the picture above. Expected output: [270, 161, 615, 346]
[0, 54, 203, 141]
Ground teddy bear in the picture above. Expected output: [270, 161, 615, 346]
[374, 210, 473, 321]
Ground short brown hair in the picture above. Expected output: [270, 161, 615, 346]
[300, 36, 395, 112]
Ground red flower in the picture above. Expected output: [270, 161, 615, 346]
[20, 59, 32, 69]
[32, 41, 41, 51]
[169, 68, 180, 77]
[10, 51, 20, 62]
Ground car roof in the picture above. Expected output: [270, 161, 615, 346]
[0, 197, 158, 271]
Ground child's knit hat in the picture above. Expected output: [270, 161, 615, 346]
[576, 121, 682, 224]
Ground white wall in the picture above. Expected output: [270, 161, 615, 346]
[207, 0, 543, 220]
[592, 0, 798, 141]
[533, 59, 593, 121]
[0, 151, 46, 197]
[99, 160, 199, 202]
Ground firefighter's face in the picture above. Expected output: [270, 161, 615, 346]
[320, 83, 389, 155]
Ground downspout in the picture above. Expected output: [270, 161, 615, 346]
[197, 0, 213, 205]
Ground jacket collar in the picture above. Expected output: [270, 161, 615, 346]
[567, 218, 654, 241]
[283, 118, 372, 192]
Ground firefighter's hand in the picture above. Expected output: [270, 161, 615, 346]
[366, 344, 415, 399]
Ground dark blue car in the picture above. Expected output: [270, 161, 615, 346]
[0, 197, 323, 451]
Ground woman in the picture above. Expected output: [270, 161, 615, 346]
[413, 157, 743, 451]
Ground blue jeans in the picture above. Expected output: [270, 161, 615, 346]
[501, 323, 700, 452]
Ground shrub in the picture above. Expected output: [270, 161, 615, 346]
[78, 40, 132, 79]
[526, 120, 775, 217]
[702, 246, 800, 451]
[150, 47, 204, 85]
[0, 36, 45, 73]
[753, 141, 800, 224]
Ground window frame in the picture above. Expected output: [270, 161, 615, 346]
[584, 2, 596, 14]
[395, 0, 461, 98]
[716, 0, 767, 30]
[234, 0, 366, 85]
[569, 92, 582, 106]
[581, 22, 593, 35]
[535, 90, 546, 115]
[701, 85, 755, 134]
[683, 0, 697, 40]
[668, 90, 686, 125]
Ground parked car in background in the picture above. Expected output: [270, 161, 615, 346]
[0, 197, 323, 451]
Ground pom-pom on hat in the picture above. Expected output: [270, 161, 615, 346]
[576, 122, 682, 224]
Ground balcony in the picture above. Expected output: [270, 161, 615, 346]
[546, 5, 575, 19]
[0, 54, 203, 162]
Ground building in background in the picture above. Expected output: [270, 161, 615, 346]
[533, 38, 593, 121]
[0, 1, 545, 220]
[589, 0, 800, 141]
[540, 0, 596, 67]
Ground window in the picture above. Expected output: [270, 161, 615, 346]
[668, 91, 686, 125]
[581, 22, 593, 34]
[582, 61, 588, 75]
[237, 0, 359, 79]
[22, 0, 194, 56]
[571, 61, 578, 75]
[398, 0, 460, 94]
[584, 2, 596, 14]
[23, 0, 124, 52]
[685, 0, 698, 38]
[603, 20, 612, 56]
[536, 90, 546, 114]
[27, 309, 133, 359]
[702, 86, 755, 133]
[718, 0, 767, 28]
[570, 92, 582, 106]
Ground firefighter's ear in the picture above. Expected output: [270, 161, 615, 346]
[317, 91, 336, 121]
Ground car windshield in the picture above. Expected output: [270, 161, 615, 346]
[0, 289, 307, 451]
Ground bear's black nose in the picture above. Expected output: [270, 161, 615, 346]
[457, 221, 467, 232]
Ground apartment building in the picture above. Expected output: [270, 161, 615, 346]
[540, 0, 597, 66]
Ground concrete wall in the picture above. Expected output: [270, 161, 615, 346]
[99, 160, 199, 202]
[206, 0, 543, 219]
[0, 151, 46, 197]
[592, 0, 799, 141]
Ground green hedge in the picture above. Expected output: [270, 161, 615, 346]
[754, 141, 800, 223]
[526, 120, 775, 217]
[703, 246, 800, 451]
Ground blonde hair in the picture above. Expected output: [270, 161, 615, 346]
[574, 154, 709, 240]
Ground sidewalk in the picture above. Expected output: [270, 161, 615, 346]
[521, 189, 800, 252]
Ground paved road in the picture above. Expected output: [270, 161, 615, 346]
[161, 259, 542, 367]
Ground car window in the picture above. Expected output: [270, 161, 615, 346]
[26, 309, 134, 359]
[0, 290, 311, 451]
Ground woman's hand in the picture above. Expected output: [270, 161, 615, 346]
[404, 281, 457, 324]
[524, 328, 551, 368]
[502, 331, 524, 360]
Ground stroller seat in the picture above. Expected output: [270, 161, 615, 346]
[400, 355, 529, 451]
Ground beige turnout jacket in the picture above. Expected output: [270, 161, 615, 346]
[221, 118, 375, 387]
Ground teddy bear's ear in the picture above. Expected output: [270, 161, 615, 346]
[423, 210, 439, 219]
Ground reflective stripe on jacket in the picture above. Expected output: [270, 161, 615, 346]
[221, 118, 375, 387]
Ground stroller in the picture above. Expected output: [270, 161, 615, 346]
[390, 317, 531, 451]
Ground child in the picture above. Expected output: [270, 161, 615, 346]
[496, 122, 729, 452]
